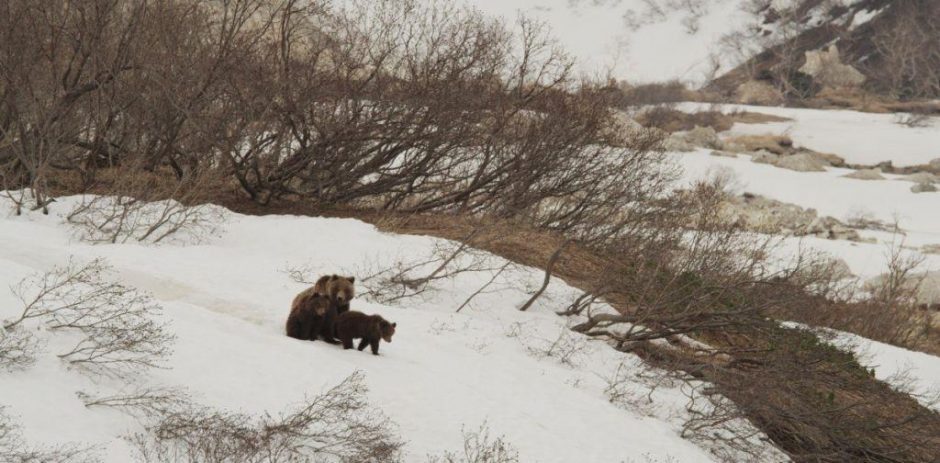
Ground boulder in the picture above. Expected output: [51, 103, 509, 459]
[930, 158, 940, 172]
[911, 182, 938, 193]
[799, 45, 865, 89]
[922, 244, 940, 255]
[663, 134, 695, 152]
[751, 150, 779, 165]
[842, 168, 885, 180]
[865, 271, 940, 308]
[723, 135, 793, 155]
[809, 151, 845, 167]
[721, 193, 861, 241]
[775, 153, 827, 172]
[709, 150, 737, 158]
[904, 172, 939, 184]
[684, 126, 723, 150]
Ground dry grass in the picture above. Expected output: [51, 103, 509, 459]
[637, 107, 789, 133]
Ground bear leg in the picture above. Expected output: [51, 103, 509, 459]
[357, 338, 369, 351]
[370, 339, 380, 355]
[342, 335, 354, 350]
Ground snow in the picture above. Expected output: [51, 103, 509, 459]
[673, 148, 940, 279]
[0, 195, 767, 462]
[468, 0, 752, 84]
[677, 102, 940, 167]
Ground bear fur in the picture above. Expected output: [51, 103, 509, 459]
[334, 311, 396, 355]
[313, 274, 356, 314]
[285, 290, 331, 341]
[285, 274, 356, 343]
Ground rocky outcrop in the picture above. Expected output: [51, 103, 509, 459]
[904, 172, 939, 184]
[722, 193, 862, 241]
[911, 182, 938, 193]
[774, 153, 827, 172]
[665, 126, 723, 151]
[842, 168, 885, 180]
[865, 271, 940, 309]
[800, 45, 866, 89]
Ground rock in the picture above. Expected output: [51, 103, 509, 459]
[911, 182, 938, 193]
[799, 45, 865, 89]
[663, 134, 695, 152]
[723, 135, 793, 155]
[736, 80, 784, 105]
[664, 126, 723, 151]
[904, 172, 939, 184]
[751, 150, 779, 165]
[775, 153, 827, 172]
[865, 271, 940, 308]
[808, 151, 845, 167]
[805, 216, 860, 241]
[720, 193, 861, 241]
[930, 158, 940, 172]
[842, 168, 885, 180]
[709, 150, 737, 158]
[922, 244, 940, 255]
[684, 126, 723, 149]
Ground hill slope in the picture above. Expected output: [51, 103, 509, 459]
[0, 196, 776, 462]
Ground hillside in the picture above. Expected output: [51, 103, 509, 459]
[0, 195, 781, 462]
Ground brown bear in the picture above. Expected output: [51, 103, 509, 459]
[285, 290, 331, 341]
[285, 274, 356, 343]
[313, 274, 356, 314]
[334, 311, 396, 355]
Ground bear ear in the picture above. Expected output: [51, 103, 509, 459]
[347, 276, 355, 283]
[392, 322, 397, 328]
[330, 274, 338, 281]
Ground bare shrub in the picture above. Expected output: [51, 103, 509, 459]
[518, 326, 590, 367]
[77, 385, 190, 419]
[0, 407, 96, 462]
[615, 81, 694, 107]
[287, 232, 517, 307]
[3, 258, 174, 375]
[893, 111, 934, 129]
[128, 371, 403, 463]
[66, 166, 226, 245]
[0, 325, 41, 372]
[427, 423, 519, 463]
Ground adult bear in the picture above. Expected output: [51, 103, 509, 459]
[286, 275, 356, 343]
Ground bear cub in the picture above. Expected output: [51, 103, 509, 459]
[334, 311, 396, 355]
[286, 274, 356, 343]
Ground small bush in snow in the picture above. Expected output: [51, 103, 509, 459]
[66, 195, 224, 245]
[0, 407, 96, 462]
[0, 325, 41, 371]
[3, 258, 174, 376]
[427, 423, 519, 463]
[128, 371, 403, 463]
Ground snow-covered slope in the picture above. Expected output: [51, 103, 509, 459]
[678, 102, 940, 167]
[470, 0, 752, 84]
[667, 103, 940, 280]
[0, 196, 755, 462]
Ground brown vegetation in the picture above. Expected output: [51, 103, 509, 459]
[637, 107, 789, 133]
